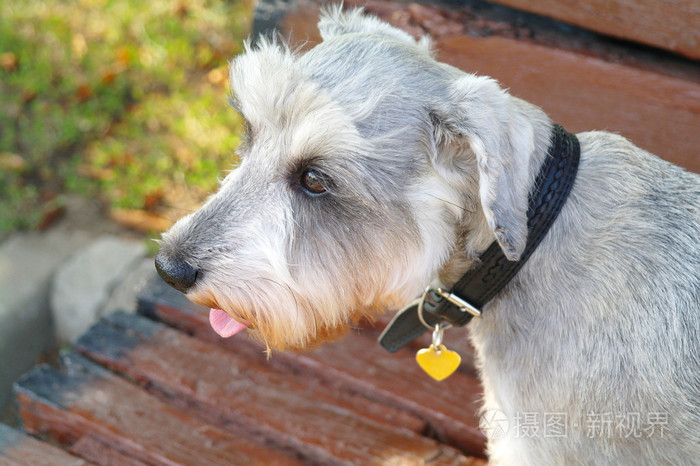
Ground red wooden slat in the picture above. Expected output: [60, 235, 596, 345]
[139, 281, 488, 456]
[14, 358, 299, 465]
[69, 436, 149, 466]
[0, 424, 90, 466]
[488, 0, 700, 60]
[435, 34, 700, 174]
[76, 312, 476, 465]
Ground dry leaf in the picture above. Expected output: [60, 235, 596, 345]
[110, 208, 173, 233]
[0, 52, 18, 72]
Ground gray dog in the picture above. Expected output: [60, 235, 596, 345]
[156, 7, 700, 464]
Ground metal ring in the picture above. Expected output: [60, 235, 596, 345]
[417, 286, 452, 332]
[431, 324, 444, 351]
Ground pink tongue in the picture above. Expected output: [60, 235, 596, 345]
[209, 308, 247, 338]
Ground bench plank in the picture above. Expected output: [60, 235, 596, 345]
[435, 34, 700, 174]
[75, 312, 477, 465]
[139, 280, 487, 456]
[0, 424, 89, 466]
[69, 436, 149, 466]
[488, 0, 700, 60]
[14, 357, 300, 465]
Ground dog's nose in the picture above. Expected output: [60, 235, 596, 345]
[155, 250, 198, 293]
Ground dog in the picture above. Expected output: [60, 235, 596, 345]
[155, 7, 700, 464]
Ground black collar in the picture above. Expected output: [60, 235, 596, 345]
[378, 124, 581, 352]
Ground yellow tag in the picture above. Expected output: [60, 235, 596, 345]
[416, 344, 461, 381]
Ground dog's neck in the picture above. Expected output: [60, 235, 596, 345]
[379, 118, 580, 353]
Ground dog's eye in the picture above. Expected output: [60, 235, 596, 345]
[300, 169, 327, 195]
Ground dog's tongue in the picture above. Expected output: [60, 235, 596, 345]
[209, 308, 247, 338]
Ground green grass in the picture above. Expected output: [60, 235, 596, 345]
[0, 0, 252, 235]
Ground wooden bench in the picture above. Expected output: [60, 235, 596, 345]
[8, 278, 486, 464]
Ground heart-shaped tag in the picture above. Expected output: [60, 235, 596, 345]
[416, 344, 461, 381]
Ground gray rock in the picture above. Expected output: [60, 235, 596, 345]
[0, 230, 93, 410]
[50, 235, 147, 343]
[100, 256, 158, 317]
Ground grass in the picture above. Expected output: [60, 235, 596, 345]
[0, 0, 253, 236]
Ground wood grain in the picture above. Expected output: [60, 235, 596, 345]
[0, 424, 90, 466]
[14, 356, 299, 465]
[139, 280, 488, 456]
[435, 34, 700, 174]
[75, 312, 476, 465]
[488, 0, 700, 60]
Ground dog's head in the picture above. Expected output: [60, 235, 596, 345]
[156, 7, 544, 351]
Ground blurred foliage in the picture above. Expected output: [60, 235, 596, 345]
[0, 0, 252, 235]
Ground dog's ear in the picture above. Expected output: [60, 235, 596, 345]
[431, 75, 536, 261]
[318, 6, 432, 55]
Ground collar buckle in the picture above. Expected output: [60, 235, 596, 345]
[433, 288, 482, 318]
[417, 286, 482, 331]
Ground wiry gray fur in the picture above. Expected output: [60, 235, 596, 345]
[157, 6, 700, 464]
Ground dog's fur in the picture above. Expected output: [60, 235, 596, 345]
[157, 8, 700, 464]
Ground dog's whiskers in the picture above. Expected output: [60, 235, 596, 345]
[427, 193, 474, 214]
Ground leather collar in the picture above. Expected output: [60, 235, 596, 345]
[378, 124, 581, 352]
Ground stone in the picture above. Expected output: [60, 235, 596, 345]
[100, 257, 159, 317]
[0, 230, 93, 411]
[50, 236, 147, 344]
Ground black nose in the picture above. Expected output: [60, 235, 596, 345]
[155, 250, 198, 293]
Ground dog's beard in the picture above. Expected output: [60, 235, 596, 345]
[187, 275, 418, 353]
